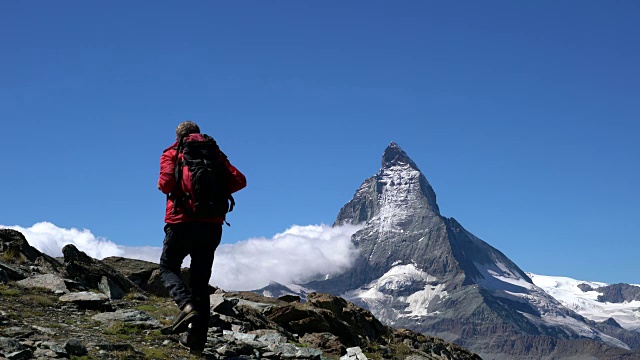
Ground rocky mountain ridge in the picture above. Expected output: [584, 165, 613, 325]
[0, 228, 481, 360]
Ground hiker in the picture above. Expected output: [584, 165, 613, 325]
[157, 121, 246, 354]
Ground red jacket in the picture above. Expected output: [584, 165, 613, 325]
[158, 134, 246, 224]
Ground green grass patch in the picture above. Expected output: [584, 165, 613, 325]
[133, 299, 177, 326]
[391, 342, 413, 359]
[0, 285, 21, 296]
[0, 247, 24, 263]
[288, 340, 308, 348]
[142, 347, 171, 359]
[103, 321, 145, 336]
[22, 309, 46, 317]
[24, 293, 55, 306]
[114, 350, 144, 360]
[144, 329, 165, 340]
[364, 352, 383, 360]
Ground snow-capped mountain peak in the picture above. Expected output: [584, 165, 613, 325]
[307, 143, 640, 359]
[382, 142, 420, 170]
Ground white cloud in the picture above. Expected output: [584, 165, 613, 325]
[1, 222, 361, 291]
[0, 222, 161, 262]
[211, 224, 361, 291]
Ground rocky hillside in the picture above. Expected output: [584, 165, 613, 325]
[0, 229, 481, 360]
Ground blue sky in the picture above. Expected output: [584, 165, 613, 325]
[1, 1, 639, 285]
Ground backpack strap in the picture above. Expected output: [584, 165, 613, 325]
[170, 137, 190, 214]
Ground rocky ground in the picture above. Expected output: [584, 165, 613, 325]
[0, 228, 482, 360]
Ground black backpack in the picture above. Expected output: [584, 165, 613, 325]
[172, 134, 235, 220]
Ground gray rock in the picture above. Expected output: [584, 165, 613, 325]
[63, 278, 86, 292]
[232, 324, 247, 333]
[143, 269, 169, 296]
[38, 341, 67, 357]
[92, 309, 161, 328]
[230, 332, 258, 342]
[216, 344, 238, 357]
[301, 332, 345, 357]
[237, 298, 276, 312]
[211, 293, 240, 316]
[33, 256, 62, 275]
[278, 294, 301, 303]
[255, 332, 288, 345]
[596, 283, 640, 303]
[143, 267, 190, 297]
[16, 274, 69, 294]
[64, 338, 87, 356]
[100, 256, 159, 286]
[269, 343, 322, 359]
[0, 229, 63, 273]
[59, 291, 109, 310]
[341, 347, 367, 360]
[405, 355, 431, 360]
[0, 262, 28, 281]
[98, 275, 125, 300]
[32, 348, 58, 358]
[62, 244, 142, 295]
[0, 327, 34, 339]
[0, 268, 8, 283]
[578, 283, 595, 292]
[32, 326, 57, 335]
[131, 292, 149, 301]
[5, 349, 32, 360]
[0, 337, 25, 354]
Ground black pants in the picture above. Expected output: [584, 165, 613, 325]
[159, 222, 222, 346]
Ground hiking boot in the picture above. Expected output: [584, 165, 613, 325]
[179, 333, 204, 356]
[170, 303, 198, 334]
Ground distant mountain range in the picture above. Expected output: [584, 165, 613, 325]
[256, 143, 640, 360]
[530, 274, 640, 332]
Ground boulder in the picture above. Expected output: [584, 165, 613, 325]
[0, 229, 62, 272]
[268, 342, 322, 359]
[64, 338, 88, 356]
[0, 261, 28, 281]
[100, 256, 159, 286]
[307, 292, 388, 342]
[0, 337, 26, 355]
[266, 304, 343, 340]
[16, 274, 69, 294]
[100, 257, 196, 297]
[301, 332, 346, 357]
[143, 268, 168, 296]
[340, 346, 367, 360]
[62, 244, 143, 295]
[278, 294, 301, 303]
[58, 291, 110, 310]
[211, 293, 241, 316]
[92, 309, 162, 329]
[0, 267, 8, 283]
[98, 275, 125, 299]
